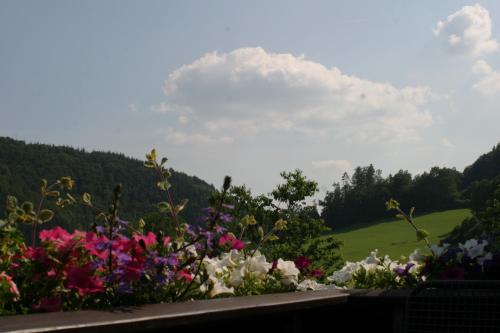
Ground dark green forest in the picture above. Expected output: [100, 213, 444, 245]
[0, 137, 215, 233]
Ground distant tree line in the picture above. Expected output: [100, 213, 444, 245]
[320, 144, 500, 229]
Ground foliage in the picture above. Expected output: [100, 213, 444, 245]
[446, 178, 500, 248]
[0, 150, 330, 315]
[222, 169, 343, 276]
[0, 137, 214, 236]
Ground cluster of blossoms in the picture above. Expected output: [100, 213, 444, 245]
[327, 249, 422, 289]
[424, 239, 500, 280]
[328, 238, 500, 289]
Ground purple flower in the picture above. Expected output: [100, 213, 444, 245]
[394, 262, 415, 277]
[117, 281, 133, 294]
[219, 213, 233, 223]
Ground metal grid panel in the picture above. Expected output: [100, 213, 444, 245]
[405, 280, 500, 333]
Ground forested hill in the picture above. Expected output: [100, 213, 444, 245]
[0, 137, 215, 232]
[462, 144, 500, 189]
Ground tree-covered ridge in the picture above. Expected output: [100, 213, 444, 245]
[320, 165, 464, 229]
[462, 144, 500, 188]
[0, 137, 214, 232]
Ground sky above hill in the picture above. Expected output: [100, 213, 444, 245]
[1, 1, 500, 197]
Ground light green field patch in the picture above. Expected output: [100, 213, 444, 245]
[330, 209, 471, 261]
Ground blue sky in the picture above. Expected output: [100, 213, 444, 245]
[2, 1, 500, 197]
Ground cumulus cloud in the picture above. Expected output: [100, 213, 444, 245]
[433, 4, 498, 57]
[159, 47, 443, 144]
[441, 138, 456, 148]
[161, 128, 234, 145]
[312, 159, 352, 171]
[472, 60, 500, 95]
[472, 59, 493, 74]
[128, 103, 139, 113]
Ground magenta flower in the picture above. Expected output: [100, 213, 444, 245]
[32, 296, 62, 312]
[132, 232, 157, 248]
[176, 269, 193, 282]
[39, 227, 71, 243]
[66, 265, 104, 296]
[310, 268, 324, 278]
[294, 256, 312, 270]
[219, 234, 245, 250]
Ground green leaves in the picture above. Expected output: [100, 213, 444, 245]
[385, 198, 400, 211]
[39, 209, 55, 223]
[82, 193, 92, 206]
[416, 229, 429, 241]
[6, 196, 18, 213]
[157, 180, 171, 191]
[158, 201, 171, 213]
[59, 176, 75, 190]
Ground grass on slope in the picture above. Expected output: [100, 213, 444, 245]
[331, 209, 471, 262]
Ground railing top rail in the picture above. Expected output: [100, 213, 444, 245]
[0, 289, 349, 333]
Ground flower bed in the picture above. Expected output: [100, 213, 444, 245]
[0, 151, 499, 318]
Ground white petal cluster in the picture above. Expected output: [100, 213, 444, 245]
[276, 259, 300, 286]
[202, 250, 274, 296]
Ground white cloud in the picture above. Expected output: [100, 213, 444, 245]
[161, 128, 234, 145]
[312, 159, 352, 171]
[441, 138, 456, 148]
[472, 59, 493, 74]
[128, 103, 139, 113]
[433, 4, 498, 57]
[159, 47, 444, 145]
[472, 60, 500, 95]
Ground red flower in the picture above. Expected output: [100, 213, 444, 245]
[441, 266, 465, 280]
[33, 296, 62, 312]
[132, 232, 157, 248]
[294, 256, 312, 270]
[310, 268, 324, 278]
[66, 265, 104, 296]
[176, 269, 193, 282]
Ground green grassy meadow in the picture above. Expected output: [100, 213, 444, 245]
[331, 209, 471, 261]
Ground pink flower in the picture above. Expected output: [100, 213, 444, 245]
[40, 227, 71, 243]
[0, 271, 19, 301]
[176, 269, 193, 282]
[33, 296, 62, 312]
[294, 256, 312, 270]
[132, 232, 157, 248]
[218, 234, 245, 250]
[231, 239, 245, 251]
[67, 265, 104, 296]
[24, 246, 49, 264]
[163, 236, 172, 247]
[310, 268, 324, 278]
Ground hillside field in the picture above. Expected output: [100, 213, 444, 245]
[331, 209, 471, 261]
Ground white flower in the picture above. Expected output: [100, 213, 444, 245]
[477, 252, 493, 267]
[365, 249, 379, 264]
[276, 259, 300, 285]
[185, 244, 198, 257]
[327, 261, 360, 284]
[210, 279, 234, 297]
[245, 252, 272, 278]
[409, 249, 424, 262]
[297, 279, 328, 291]
[460, 239, 488, 259]
[430, 243, 450, 257]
